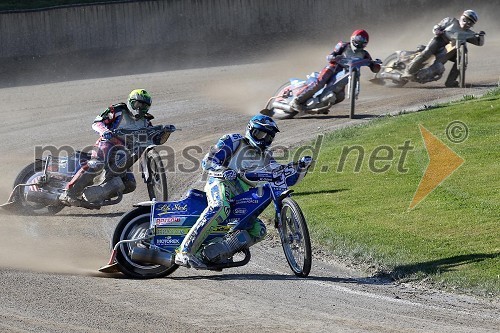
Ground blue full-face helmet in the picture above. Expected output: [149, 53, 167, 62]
[245, 115, 280, 151]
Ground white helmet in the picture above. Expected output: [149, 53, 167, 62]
[460, 10, 478, 29]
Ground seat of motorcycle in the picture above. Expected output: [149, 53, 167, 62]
[185, 188, 207, 199]
[75, 150, 92, 161]
[416, 45, 426, 52]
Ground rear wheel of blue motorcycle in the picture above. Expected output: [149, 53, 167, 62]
[113, 206, 178, 279]
[278, 197, 312, 277]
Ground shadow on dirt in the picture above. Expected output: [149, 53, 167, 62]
[171, 273, 391, 286]
[0, 209, 124, 218]
[382, 252, 499, 280]
[296, 113, 381, 120]
[398, 83, 498, 90]
[58, 212, 125, 218]
[293, 189, 349, 196]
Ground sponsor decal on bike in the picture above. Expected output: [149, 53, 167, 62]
[233, 207, 247, 215]
[226, 218, 240, 225]
[155, 217, 182, 225]
[155, 236, 181, 245]
[155, 227, 191, 236]
[235, 197, 259, 205]
[156, 203, 188, 215]
[213, 225, 231, 232]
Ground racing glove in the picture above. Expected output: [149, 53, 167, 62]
[433, 25, 445, 36]
[101, 131, 113, 141]
[222, 169, 237, 181]
[298, 156, 313, 168]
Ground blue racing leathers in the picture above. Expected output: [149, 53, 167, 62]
[178, 133, 277, 255]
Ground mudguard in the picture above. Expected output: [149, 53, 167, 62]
[139, 145, 158, 182]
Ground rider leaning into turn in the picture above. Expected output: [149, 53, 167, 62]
[174, 115, 280, 268]
[289, 29, 381, 112]
[404, 9, 485, 87]
[60, 89, 154, 205]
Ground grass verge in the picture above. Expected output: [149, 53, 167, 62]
[287, 88, 499, 297]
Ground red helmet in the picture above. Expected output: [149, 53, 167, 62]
[350, 29, 369, 50]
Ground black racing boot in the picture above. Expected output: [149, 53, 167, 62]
[403, 54, 426, 78]
[289, 97, 305, 112]
[445, 64, 460, 87]
[60, 171, 95, 206]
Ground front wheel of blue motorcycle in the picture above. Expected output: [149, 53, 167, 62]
[278, 197, 312, 277]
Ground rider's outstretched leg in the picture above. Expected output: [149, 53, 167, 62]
[60, 164, 96, 206]
[291, 66, 334, 112]
[445, 62, 460, 87]
[175, 180, 231, 268]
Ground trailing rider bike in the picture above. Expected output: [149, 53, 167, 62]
[289, 29, 381, 112]
[60, 89, 155, 206]
[404, 9, 485, 87]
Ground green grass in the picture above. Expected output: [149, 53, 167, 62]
[288, 89, 500, 296]
[0, 0, 124, 11]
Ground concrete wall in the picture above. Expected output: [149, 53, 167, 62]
[1, 0, 494, 59]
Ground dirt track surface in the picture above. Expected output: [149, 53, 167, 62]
[0, 37, 499, 332]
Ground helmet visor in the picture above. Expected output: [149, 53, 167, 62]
[251, 128, 274, 145]
[132, 100, 150, 113]
[352, 35, 368, 49]
[460, 16, 475, 28]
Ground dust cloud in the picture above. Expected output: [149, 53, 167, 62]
[0, 209, 117, 275]
[200, 4, 499, 115]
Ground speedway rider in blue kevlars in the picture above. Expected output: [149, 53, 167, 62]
[175, 115, 280, 268]
[404, 9, 485, 87]
[289, 29, 381, 112]
[60, 89, 154, 205]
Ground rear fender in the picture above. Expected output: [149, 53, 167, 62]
[139, 145, 157, 182]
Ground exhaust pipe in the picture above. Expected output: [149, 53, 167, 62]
[26, 190, 61, 206]
[83, 177, 125, 203]
[271, 101, 293, 113]
[379, 72, 403, 81]
[130, 247, 175, 267]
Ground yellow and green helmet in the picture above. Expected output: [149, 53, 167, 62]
[127, 89, 152, 115]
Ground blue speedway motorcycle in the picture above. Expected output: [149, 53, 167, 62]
[261, 56, 381, 119]
[99, 156, 313, 278]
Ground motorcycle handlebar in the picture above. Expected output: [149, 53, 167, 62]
[113, 124, 176, 136]
[112, 124, 176, 145]
[336, 57, 374, 69]
[207, 157, 314, 182]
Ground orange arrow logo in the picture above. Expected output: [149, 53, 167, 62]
[409, 124, 464, 210]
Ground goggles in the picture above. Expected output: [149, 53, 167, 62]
[250, 128, 274, 145]
[352, 36, 368, 49]
[460, 16, 474, 28]
[132, 100, 150, 113]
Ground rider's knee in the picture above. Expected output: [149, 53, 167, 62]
[248, 218, 267, 244]
[122, 172, 136, 194]
[86, 158, 105, 174]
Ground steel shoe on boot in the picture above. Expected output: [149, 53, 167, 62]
[174, 252, 207, 269]
[289, 98, 305, 112]
[445, 80, 459, 88]
[59, 190, 82, 207]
